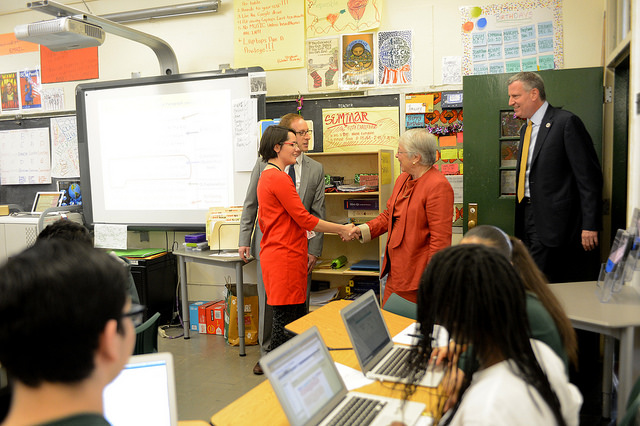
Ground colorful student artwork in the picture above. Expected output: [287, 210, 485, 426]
[19, 69, 41, 110]
[460, 0, 563, 76]
[341, 33, 375, 88]
[0, 72, 19, 111]
[306, 0, 381, 38]
[307, 37, 340, 91]
[378, 30, 412, 86]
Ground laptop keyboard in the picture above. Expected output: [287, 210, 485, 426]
[374, 346, 412, 377]
[327, 396, 387, 426]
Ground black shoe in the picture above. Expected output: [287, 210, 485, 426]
[253, 361, 263, 375]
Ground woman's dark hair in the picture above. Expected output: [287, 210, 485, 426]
[404, 244, 566, 426]
[461, 226, 577, 367]
[258, 125, 295, 161]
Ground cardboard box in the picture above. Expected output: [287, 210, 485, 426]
[0, 205, 8, 216]
[206, 301, 225, 335]
[198, 301, 217, 334]
[189, 301, 209, 331]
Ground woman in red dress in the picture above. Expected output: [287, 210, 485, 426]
[257, 125, 353, 350]
[353, 128, 454, 306]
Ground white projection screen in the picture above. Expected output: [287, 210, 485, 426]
[76, 69, 265, 230]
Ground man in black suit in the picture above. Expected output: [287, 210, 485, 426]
[508, 71, 603, 283]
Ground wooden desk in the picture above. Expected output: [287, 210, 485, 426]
[550, 281, 640, 419]
[210, 300, 443, 425]
[172, 249, 254, 356]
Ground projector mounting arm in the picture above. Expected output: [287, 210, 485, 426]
[27, 0, 179, 75]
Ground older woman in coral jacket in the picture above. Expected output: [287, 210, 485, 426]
[353, 128, 454, 306]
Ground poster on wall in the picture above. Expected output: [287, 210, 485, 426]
[0, 72, 19, 111]
[322, 106, 399, 152]
[378, 30, 412, 86]
[19, 69, 41, 110]
[460, 0, 563, 76]
[307, 38, 340, 91]
[233, 0, 305, 70]
[306, 0, 381, 39]
[341, 33, 375, 88]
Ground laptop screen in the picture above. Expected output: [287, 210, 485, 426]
[261, 327, 345, 426]
[103, 353, 178, 426]
[31, 191, 64, 213]
[342, 292, 391, 366]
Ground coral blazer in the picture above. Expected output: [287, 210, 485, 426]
[365, 168, 453, 305]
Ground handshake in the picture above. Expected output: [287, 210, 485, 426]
[338, 223, 362, 242]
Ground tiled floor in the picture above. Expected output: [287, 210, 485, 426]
[158, 326, 266, 423]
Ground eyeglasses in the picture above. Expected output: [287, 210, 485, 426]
[282, 142, 300, 148]
[294, 130, 312, 136]
[121, 303, 146, 328]
[397, 150, 414, 155]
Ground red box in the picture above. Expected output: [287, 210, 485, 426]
[206, 301, 225, 335]
[198, 301, 216, 334]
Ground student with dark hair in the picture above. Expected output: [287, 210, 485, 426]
[403, 244, 581, 425]
[37, 219, 140, 304]
[256, 125, 352, 352]
[461, 225, 577, 368]
[0, 239, 139, 425]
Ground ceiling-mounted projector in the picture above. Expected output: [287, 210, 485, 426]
[14, 17, 105, 51]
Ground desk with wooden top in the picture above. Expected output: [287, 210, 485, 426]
[550, 281, 640, 419]
[210, 300, 443, 425]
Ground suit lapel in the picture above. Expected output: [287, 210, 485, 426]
[530, 105, 555, 165]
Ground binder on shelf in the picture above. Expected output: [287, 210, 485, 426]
[349, 259, 380, 271]
[344, 199, 379, 210]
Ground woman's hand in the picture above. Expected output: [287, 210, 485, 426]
[338, 224, 356, 241]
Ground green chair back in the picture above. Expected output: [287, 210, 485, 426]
[619, 376, 640, 426]
[133, 312, 161, 355]
[382, 293, 417, 320]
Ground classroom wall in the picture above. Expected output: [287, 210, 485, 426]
[0, 0, 608, 300]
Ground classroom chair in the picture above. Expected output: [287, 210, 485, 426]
[382, 293, 417, 320]
[134, 312, 161, 355]
[619, 375, 640, 426]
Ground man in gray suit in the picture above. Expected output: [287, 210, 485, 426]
[238, 113, 325, 375]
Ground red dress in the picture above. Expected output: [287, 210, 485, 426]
[257, 168, 319, 306]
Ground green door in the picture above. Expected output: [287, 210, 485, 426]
[463, 67, 603, 234]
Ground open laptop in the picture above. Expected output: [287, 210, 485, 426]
[340, 290, 444, 388]
[31, 191, 64, 214]
[103, 352, 178, 426]
[260, 326, 427, 426]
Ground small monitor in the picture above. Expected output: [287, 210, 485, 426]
[31, 191, 64, 213]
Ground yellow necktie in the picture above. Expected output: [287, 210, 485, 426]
[517, 120, 532, 203]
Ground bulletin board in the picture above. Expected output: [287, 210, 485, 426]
[0, 114, 76, 212]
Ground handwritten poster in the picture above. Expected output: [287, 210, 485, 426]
[234, 0, 305, 70]
[322, 106, 399, 152]
[307, 37, 339, 91]
[0, 127, 51, 185]
[232, 97, 258, 171]
[306, 0, 381, 38]
[460, 0, 563, 76]
[0, 33, 39, 56]
[40, 46, 98, 83]
[50, 116, 79, 178]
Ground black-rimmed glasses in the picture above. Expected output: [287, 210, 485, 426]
[122, 303, 147, 327]
[294, 130, 312, 136]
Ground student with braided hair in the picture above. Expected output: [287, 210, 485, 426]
[403, 244, 582, 425]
